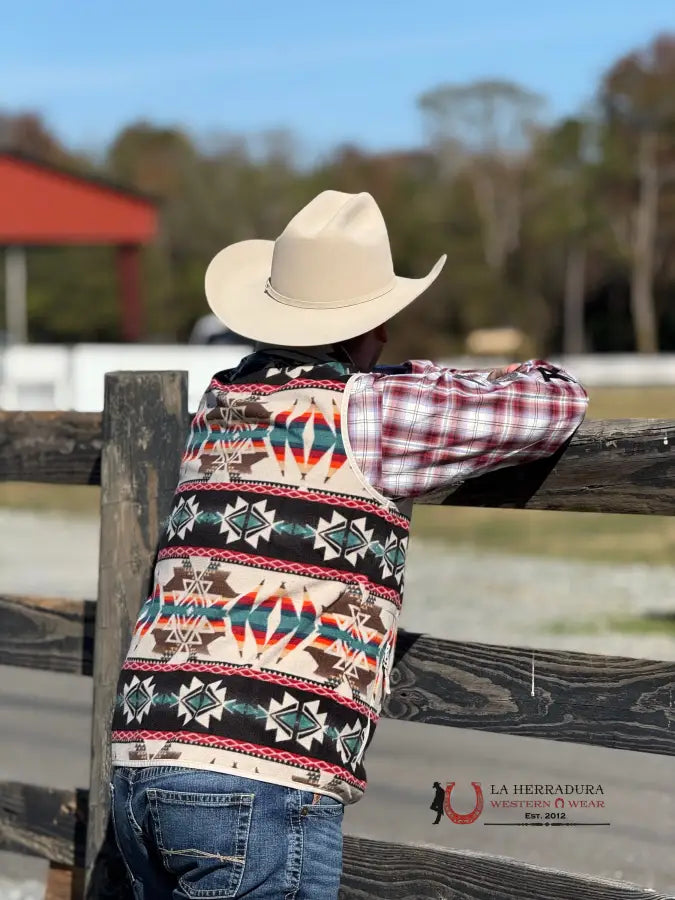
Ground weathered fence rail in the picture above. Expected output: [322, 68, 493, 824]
[1, 370, 674, 900]
[0, 594, 95, 675]
[2, 410, 674, 514]
[2, 597, 674, 757]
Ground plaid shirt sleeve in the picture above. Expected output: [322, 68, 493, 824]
[346, 359, 589, 500]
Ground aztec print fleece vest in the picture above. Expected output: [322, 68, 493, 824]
[111, 351, 411, 804]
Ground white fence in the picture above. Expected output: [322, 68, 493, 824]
[0, 343, 253, 412]
[1, 344, 674, 412]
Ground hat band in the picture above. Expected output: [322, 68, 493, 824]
[264, 277, 397, 310]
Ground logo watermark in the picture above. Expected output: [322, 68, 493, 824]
[430, 781, 610, 827]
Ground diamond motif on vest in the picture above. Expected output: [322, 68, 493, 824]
[150, 611, 220, 659]
[193, 399, 272, 478]
[150, 562, 236, 658]
[264, 691, 327, 750]
[167, 495, 200, 540]
[337, 717, 370, 769]
[177, 676, 227, 727]
[121, 675, 155, 724]
[380, 533, 408, 583]
[163, 560, 237, 605]
[219, 498, 276, 548]
[314, 511, 373, 564]
[268, 396, 346, 482]
[306, 587, 384, 694]
[200, 440, 268, 479]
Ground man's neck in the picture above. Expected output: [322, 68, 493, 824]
[253, 343, 355, 368]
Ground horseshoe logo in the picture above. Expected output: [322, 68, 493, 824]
[443, 782, 484, 824]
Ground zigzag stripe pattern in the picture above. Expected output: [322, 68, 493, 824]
[210, 378, 348, 394]
[112, 730, 367, 789]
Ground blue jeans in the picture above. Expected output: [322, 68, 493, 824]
[111, 766, 344, 899]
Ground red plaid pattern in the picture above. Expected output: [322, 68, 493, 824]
[347, 360, 589, 499]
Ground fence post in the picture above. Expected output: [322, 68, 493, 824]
[85, 371, 188, 897]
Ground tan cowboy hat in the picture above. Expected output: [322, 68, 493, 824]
[204, 190, 446, 346]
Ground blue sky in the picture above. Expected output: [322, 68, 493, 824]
[3, 1, 674, 160]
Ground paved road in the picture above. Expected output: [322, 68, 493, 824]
[1, 511, 674, 896]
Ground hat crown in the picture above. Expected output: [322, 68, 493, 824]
[269, 191, 395, 307]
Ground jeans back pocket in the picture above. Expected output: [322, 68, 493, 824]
[147, 789, 253, 899]
[300, 791, 345, 818]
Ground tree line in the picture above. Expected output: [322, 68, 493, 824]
[1, 32, 674, 357]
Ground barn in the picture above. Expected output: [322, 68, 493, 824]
[0, 151, 158, 342]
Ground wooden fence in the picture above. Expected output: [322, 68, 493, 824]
[0, 370, 674, 899]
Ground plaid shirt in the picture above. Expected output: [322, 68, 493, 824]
[347, 359, 589, 500]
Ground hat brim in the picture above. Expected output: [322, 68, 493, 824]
[204, 239, 446, 346]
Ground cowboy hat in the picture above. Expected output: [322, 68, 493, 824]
[204, 190, 446, 346]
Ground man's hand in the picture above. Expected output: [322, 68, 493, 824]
[486, 363, 521, 382]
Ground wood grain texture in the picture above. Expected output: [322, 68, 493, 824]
[0, 781, 86, 867]
[86, 371, 188, 897]
[46, 864, 84, 900]
[340, 835, 669, 899]
[1, 412, 673, 515]
[384, 630, 675, 756]
[430, 419, 675, 515]
[0, 594, 94, 675]
[0, 411, 102, 485]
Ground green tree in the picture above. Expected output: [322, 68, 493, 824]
[526, 117, 605, 353]
[599, 35, 675, 352]
[418, 80, 544, 274]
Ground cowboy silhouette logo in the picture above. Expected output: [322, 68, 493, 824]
[430, 781, 484, 825]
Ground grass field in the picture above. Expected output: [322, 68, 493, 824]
[2, 387, 673, 565]
[582, 386, 674, 419]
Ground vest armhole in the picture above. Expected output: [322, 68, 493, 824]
[340, 373, 398, 511]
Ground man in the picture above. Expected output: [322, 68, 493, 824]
[110, 191, 588, 899]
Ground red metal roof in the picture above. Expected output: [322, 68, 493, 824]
[0, 152, 157, 244]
